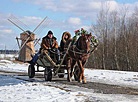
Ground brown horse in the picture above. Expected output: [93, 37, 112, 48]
[65, 34, 97, 84]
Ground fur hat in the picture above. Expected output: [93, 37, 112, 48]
[62, 32, 71, 43]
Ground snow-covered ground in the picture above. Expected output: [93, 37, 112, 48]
[0, 54, 138, 102]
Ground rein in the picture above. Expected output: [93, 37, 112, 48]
[69, 38, 96, 55]
[69, 45, 95, 55]
[49, 49, 65, 56]
[71, 36, 90, 55]
[70, 35, 97, 55]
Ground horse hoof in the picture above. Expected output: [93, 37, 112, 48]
[67, 78, 72, 82]
[83, 80, 87, 84]
[78, 80, 82, 83]
[68, 80, 72, 82]
[83, 81, 87, 84]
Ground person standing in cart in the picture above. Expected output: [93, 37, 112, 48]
[41, 30, 60, 64]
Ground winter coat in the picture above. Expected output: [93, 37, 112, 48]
[41, 35, 58, 50]
[60, 32, 71, 52]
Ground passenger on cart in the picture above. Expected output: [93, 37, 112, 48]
[58, 32, 72, 65]
[30, 30, 60, 65]
[59, 31, 71, 53]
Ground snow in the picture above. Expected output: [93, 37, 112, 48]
[0, 54, 138, 102]
[85, 69, 138, 89]
[0, 79, 85, 102]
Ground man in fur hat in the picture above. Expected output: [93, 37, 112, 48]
[28, 30, 60, 65]
[41, 30, 60, 64]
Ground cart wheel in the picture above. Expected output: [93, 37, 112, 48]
[44, 68, 52, 81]
[58, 69, 65, 78]
[74, 66, 80, 81]
[28, 64, 35, 78]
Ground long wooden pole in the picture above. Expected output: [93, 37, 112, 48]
[54, 42, 72, 76]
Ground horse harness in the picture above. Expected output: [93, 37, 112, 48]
[68, 42, 96, 60]
[69, 37, 97, 55]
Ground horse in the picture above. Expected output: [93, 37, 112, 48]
[65, 33, 97, 84]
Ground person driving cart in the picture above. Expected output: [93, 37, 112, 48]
[41, 30, 60, 64]
[29, 30, 60, 65]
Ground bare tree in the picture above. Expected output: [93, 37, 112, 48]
[109, 11, 120, 70]
[119, 6, 132, 70]
[90, 4, 138, 72]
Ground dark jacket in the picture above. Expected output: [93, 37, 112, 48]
[60, 32, 71, 52]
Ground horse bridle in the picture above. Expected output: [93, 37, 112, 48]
[69, 38, 97, 55]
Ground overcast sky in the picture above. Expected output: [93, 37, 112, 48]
[0, 0, 138, 50]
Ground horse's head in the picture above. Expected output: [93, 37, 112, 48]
[76, 34, 92, 53]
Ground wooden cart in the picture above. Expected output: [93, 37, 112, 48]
[28, 52, 66, 81]
[28, 42, 79, 81]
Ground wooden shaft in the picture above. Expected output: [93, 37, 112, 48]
[54, 42, 72, 76]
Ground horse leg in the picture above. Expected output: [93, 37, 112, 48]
[70, 59, 76, 78]
[66, 57, 72, 82]
[82, 61, 87, 84]
[67, 68, 71, 82]
[77, 60, 83, 83]
[77, 60, 87, 84]
[81, 67, 86, 84]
